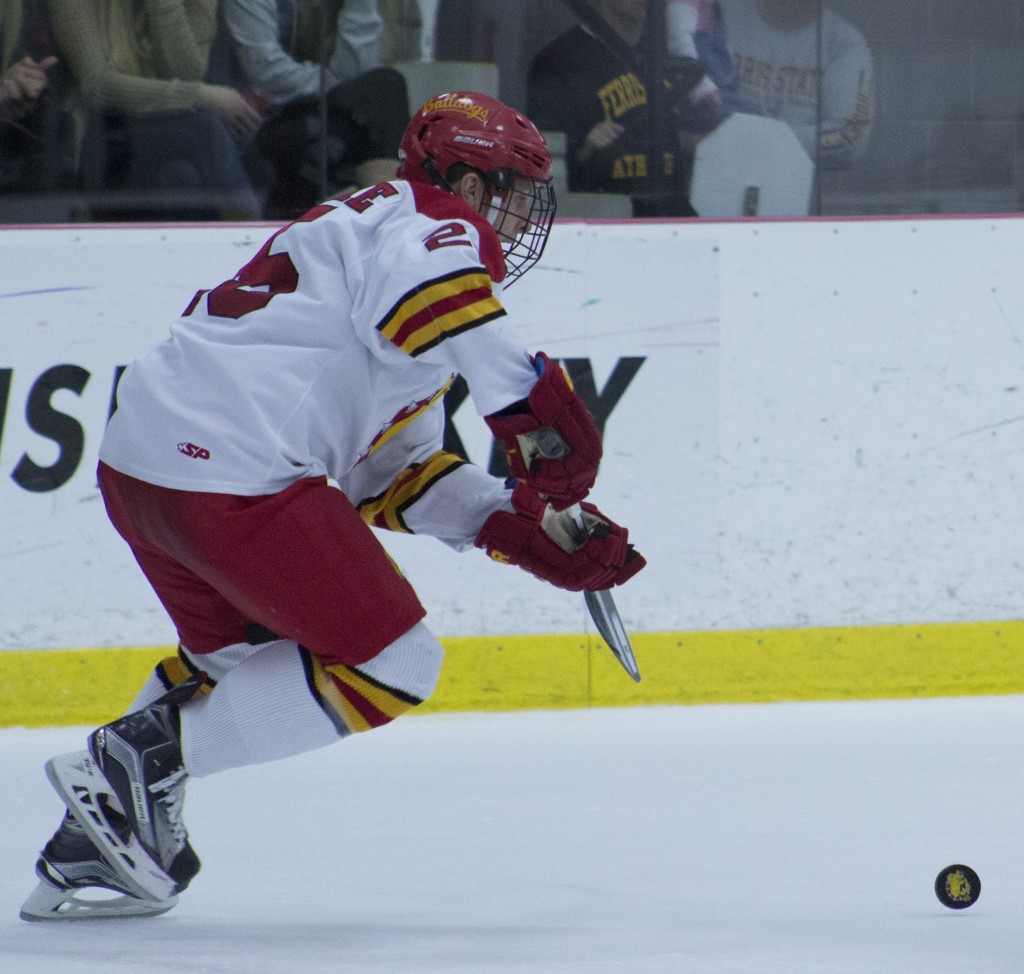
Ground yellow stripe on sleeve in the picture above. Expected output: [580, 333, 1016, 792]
[358, 451, 466, 532]
[377, 270, 505, 357]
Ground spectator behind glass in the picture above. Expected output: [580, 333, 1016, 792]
[721, 0, 874, 168]
[664, 0, 737, 140]
[665, 1, 724, 107]
[527, 0, 706, 217]
[1, 1, 54, 122]
[221, 0, 410, 220]
[377, 0, 421, 64]
[1, 0, 74, 194]
[47, 0, 261, 220]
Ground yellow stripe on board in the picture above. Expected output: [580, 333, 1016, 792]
[2, 621, 1024, 727]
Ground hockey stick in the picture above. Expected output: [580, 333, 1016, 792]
[533, 427, 642, 682]
[569, 505, 643, 683]
[585, 589, 641, 682]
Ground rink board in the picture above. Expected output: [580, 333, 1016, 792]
[3, 620, 1024, 727]
[6, 217, 1024, 724]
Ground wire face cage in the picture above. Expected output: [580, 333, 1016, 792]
[487, 170, 557, 286]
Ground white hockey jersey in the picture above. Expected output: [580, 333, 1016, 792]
[99, 181, 537, 546]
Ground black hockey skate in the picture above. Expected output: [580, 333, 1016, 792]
[20, 812, 178, 921]
[45, 699, 200, 903]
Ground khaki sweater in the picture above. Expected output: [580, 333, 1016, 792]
[48, 0, 216, 114]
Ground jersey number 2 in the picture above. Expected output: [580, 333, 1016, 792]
[424, 222, 471, 251]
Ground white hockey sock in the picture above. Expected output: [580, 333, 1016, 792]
[178, 623, 444, 779]
[180, 640, 340, 778]
[354, 621, 443, 700]
[125, 642, 263, 715]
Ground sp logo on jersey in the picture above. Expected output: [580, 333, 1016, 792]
[177, 441, 211, 460]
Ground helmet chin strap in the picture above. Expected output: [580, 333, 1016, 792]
[484, 192, 505, 230]
[420, 157, 454, 194]
[422, 155, 518, 244]
[423, 156, 497, 221]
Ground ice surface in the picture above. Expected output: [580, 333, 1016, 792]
[3, 698, 1023, 972]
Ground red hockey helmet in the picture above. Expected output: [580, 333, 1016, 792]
[398, 91, 556, 285]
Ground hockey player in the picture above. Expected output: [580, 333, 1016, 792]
[20, 91, 645, 921]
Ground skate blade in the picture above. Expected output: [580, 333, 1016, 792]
[44, 751, 177, 902]
[20, 878, 177, 922]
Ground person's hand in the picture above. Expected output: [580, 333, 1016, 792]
[577, 120, 625, 163]
[197, 84, 262, 140]
[678, 128, 710, 160]
[475, 482, 646, 592]
[693, 89, 722, 114]
[485, 352, 602, 511]
[1, 55, 57, 122]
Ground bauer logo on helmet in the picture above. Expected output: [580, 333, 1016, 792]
[454, 135, 497, 149]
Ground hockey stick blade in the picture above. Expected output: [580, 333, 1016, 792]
[585, 588, 641, 682]
[530, 432, 641, 682]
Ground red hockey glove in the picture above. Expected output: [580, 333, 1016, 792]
[474, 483, 646, 592]
[484, 352, 601, 510]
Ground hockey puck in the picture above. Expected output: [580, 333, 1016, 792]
[934, 864, 980, 909]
